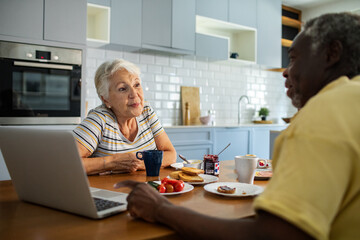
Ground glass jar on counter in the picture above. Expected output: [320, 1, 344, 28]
[203, 154, 219, 176]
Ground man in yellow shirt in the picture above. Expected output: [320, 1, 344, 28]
[115, 12, 360, 239]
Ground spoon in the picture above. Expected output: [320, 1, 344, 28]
[179, 154, 190, 164]
[217, 143, 231, 156]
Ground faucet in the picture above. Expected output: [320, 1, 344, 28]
[238, 95, 249, 124]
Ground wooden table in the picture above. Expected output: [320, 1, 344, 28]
[0, 160, 268, 239]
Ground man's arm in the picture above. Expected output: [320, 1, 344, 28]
[115, 181, 314, 240]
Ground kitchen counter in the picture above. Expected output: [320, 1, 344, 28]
[164, 123, 288, 128]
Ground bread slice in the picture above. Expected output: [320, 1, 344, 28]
[178, 172, 204, 182]
[169, 171, 182, 180]
[181, 167, 204, 176]
[217, 185, 236, 194]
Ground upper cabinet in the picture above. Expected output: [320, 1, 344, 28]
[110, 0, 141, 48]
[0, 0, 43, 40]
[44, 0, 87, 45]
[196, 0, 228, 22]
[195, 15, 256, 63]
[228, 0, 257, 29]
[0, 0, 86, 46]
[142, 0, 195, 54]
[256, 0, 281, 68]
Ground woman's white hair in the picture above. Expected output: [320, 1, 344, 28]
[94, 59, 141, 102]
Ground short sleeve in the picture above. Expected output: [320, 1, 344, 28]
[73, 109, 106, 153]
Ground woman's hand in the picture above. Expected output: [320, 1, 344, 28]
[114, 180, 171, 222]
[111, 152, 145, 172]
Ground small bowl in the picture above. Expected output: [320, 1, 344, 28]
[200, 115, 211, 125]
[183, 160, 203, 169]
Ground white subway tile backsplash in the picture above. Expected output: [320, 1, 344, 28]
[140, 53, 155, 64]
[123, 52, 140, 63]
[163, 67, 176, 75]
[148, 65, 162, 74]
[84, 48, 296, 125]
[155, 55, 169, 65]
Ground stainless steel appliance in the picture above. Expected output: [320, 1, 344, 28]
[0, 41, 82, 125]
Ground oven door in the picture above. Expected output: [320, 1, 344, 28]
[0, 59, 81, 125]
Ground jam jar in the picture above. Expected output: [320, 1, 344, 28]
[203, 154, 219, 176]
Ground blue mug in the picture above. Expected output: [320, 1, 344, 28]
[136, 150, 163, 176]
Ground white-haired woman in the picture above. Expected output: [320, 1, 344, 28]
[73, 59, 176, 175]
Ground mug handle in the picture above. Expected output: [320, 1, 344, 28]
[136, 152, 143, 160]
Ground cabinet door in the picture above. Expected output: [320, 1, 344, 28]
[111, 0, 141, 47]
[256, 0, 281, 67]
[0, 0, 43, 40]
[251, 128, 270, 159]
[142, 0, 171, 47]
[196, 0, 228, 22]
[228, 0, 257, 28]
[214, 128, 249, 161]
[44, 0, 87, 45]
[174, 145, 212, 162]
[196, 33, 228, 60]
[172, 0, 195, 51]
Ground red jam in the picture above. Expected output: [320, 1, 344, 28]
[204, 154, 219, 176]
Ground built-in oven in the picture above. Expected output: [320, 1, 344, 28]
[0, 41, 82, 125]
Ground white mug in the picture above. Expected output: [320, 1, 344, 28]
[234, 155, 259, 184]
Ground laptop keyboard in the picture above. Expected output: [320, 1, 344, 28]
[93, 197, 124, 212]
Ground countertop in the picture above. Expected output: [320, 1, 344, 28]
[163, 123, 288, 128]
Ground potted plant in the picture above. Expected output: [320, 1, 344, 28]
[259, 107, 269, 121]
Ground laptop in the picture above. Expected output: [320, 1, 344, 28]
[0, 127, 128, 219]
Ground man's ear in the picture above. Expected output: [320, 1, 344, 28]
[325, 40, 343, 68]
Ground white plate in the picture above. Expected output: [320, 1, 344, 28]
[170, 162, 184, 169]
[153, 181, 194, 196]
[204, 182, 264, 197]
[168, 174, 219, 185]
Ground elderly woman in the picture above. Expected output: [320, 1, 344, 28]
[73, 59, 176, 175]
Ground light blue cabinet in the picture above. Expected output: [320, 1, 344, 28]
[165, 125, 287, 163]
[110, 0, 142, 48]
[0, 0, 86, 45]
[196, 0, 228, 22]
[195, 33, 228, 60]
[142, 0, 195, 54]
[256, 0, 281, 68]
[165, 127, 213, 162]
[0, 0, 43, 40]
[213, 128, 250, 161]
[228, 0, 257, 29]
[44, 0, 87, 45]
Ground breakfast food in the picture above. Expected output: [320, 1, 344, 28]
[181, 167, 204, 176]
[169, 167, 205, 182]
[148, 178, 185, 193]
[217, 185, 236, 194]
[178, 172, 204, 182]
[169, 170, 182, 180]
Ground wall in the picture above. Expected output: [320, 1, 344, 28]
[84, 47, 297, 126]
[302, 0, 360, 22]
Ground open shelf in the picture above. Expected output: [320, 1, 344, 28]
[282, 16, 302, 29]
[281, 38, 292, 47]
[87, 3, 110, 45]
[196, 15, 256, 63]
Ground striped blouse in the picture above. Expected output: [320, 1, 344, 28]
[73, 102, 164, 157]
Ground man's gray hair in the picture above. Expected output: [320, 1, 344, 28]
[95, 59, 141, 101]
[303, 12, 360, 78]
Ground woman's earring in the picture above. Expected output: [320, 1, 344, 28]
[108, 106, 111, 109]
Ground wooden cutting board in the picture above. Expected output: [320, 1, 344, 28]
[181, 86, 201, 125]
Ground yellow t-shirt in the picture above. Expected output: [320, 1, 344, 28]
[254, 76, 360, 240]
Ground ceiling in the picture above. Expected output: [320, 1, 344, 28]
[281, 0, 339, 9]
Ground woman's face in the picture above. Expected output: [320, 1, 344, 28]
[103, 69, 144, 120]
